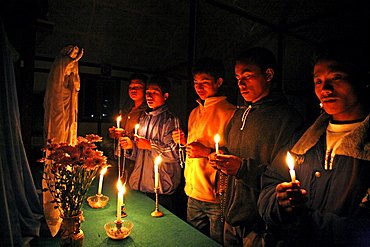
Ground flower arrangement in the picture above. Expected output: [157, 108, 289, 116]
[39, 134, 109, 217]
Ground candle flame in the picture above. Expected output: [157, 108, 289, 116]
[117, 179, 123, 191]
[117, 115, 122, 128]
[155, 155, 162, 166]
[122, 184, 126, 195]
[286, 151, 295, 170]
[100, 167, 108, 175]
[214, 134, 220, 144]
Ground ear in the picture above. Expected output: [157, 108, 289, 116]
[163, 93, 169, 100]
[265, 68, 274, 82]
[216, 78, 224, 87]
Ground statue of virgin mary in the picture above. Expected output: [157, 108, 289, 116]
[43, 45, 84, 236]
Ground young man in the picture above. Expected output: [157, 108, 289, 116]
[210, 47, 303, 246]
[258, 42, 370, 246]
[120, 75, 182, 212]
[109, 73, 148, 179]
[173, 57, 236, 244]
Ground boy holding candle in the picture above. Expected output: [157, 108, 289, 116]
[120, 75, 182, 212]
[209, 47, 303, 246]
[257, 41, 370, 246]
[109, 73, 148, 180]
[172, 57, 236, 244]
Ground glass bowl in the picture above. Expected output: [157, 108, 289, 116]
[87, 194, 109, 208]
[104, 221, 133, 239]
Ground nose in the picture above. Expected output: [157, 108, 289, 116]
[238, 78, 246, 87]
[321, 79, 334, 94]
[195, 83, 203, 90]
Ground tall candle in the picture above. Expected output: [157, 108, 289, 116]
[286, 151, 296, 182]
[117, 115, 122, 129]
[214, 134, 220, 154]
[134, 124, 140, 136]
[154, 156, 162, 188]
[116, 180, 123, 222]
[97, 167, 108, 195]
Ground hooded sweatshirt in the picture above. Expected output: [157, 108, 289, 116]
[223, 90, 303, 230]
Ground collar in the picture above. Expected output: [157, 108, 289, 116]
[291, 113, 370, 161]
[145, 104, 168, 116]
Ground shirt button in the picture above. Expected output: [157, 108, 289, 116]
[315, 172, 321, 178]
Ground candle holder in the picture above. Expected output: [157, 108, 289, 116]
[120, 203, 128, 217]
[104, 220, 133, 239]
[150, 187, 164, 217]
[87, 194, 109, 209]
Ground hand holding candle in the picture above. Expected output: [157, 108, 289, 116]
[97, 167, 108, 195]
[214, 134, 220, 154]
[115, 115, 124, 138]
[154, 156, 162, 188]
[286, 151, 296, 182]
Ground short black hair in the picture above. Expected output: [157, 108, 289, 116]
[129, 73, 148, 84]
[312, 41, 369, 88]
[313, 40, 370, 106]
[235, 47, 277, 74]
[192, 57, 225, 80]
[147, 75, 171, 94]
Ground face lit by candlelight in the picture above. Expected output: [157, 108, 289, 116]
[235, 60, 273, 103]
[314, 60, 364, 121]
[128, 80, 146, 102]
[193, 73, 223, 100]
[146, 84, 168, 110]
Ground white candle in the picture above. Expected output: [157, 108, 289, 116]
[214, 134, 220, 154]
[286, 151, 296, 182]
[116, 180, 123, 222]
[117, 115, 122, 129]
[135, 124, 140, 136]
[154, 156, 162, 188]
[97, 167, 108, 195]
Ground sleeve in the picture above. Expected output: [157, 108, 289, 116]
[150, 115, 179, 164]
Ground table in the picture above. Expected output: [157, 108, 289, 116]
[33, 170, 221, 247]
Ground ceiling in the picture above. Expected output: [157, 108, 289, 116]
[1, 0, 369, 148]
[4, 0, 370, 90]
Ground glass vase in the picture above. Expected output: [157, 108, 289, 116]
[60, 213, 84, 247]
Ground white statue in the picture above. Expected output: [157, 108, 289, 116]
[44, 45, 84, 145]
[43, 45, 84, 236]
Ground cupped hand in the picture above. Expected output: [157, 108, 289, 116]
[276, 182, 308, 213]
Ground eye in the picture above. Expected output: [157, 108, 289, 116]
[332, 76, 342, 81]
[314, 79, 322, 85]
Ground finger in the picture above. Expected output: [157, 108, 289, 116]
[290, 196, 308, 207]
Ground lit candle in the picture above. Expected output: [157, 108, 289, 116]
[117, 115, 122, 129]
[154, 156, 162, 188]
[97, 167, 108, 195]
[286, 151, 296, 182]
[214, 134, 220, 154]
[116, 179, 124, 222]
[134, 124, 140, 136]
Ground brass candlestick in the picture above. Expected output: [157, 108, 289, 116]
[121, 203, 128, 217]
[150, 187, 164, 217]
